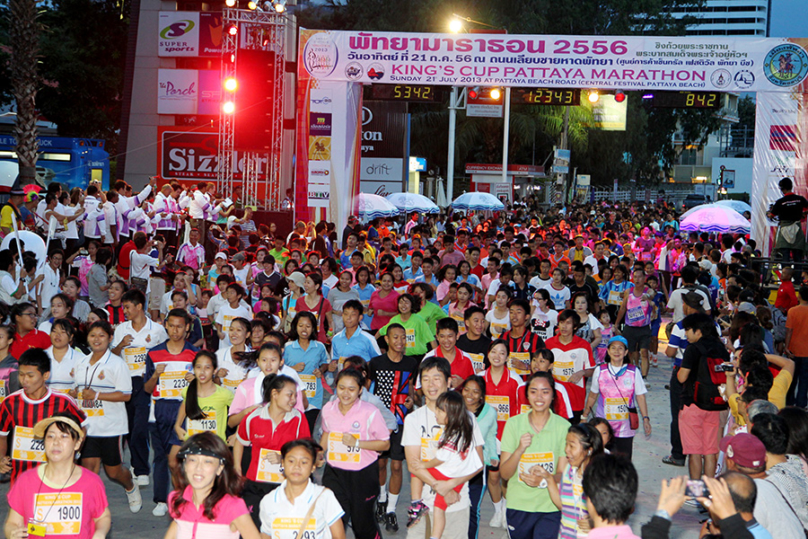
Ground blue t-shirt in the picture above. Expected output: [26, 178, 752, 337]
[283, 339, 329, 409]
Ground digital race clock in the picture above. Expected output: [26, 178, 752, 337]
[510, 88, 581, 106]
[649, 92, 722, 109]
[368, 85, 443, 102]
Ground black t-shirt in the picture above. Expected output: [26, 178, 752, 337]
[680, 336, 729, 410]
[368, 353, 419, 425]
[771, 193, 808, 222]
[569, 282, 598, 305]
[255, 270, 281, 294]
[457, 334, 492, 371]
[273, 277, 290, 298]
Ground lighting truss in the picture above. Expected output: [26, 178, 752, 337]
[218, 8, 286, 210]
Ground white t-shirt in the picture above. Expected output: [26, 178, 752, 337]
[37, 264, 60, 313]
[215, 304, 254, 347]
[435, 435, 483, 479]
[130, 251, 159, 281]
[667, 287, 711, 323]
[216, 345, 253, 393]
[401, 403, 483, 513]
[259, 480, 345, 539]
[46, 346, 80, 395]
[486, 308, 511, 339]
[589, 363, 648, 396]
[530, 308, 558, 341]
[72, 351, 132, 437]
[529, 275, 552, 290]
[112, 318, 169, 377]
[543, 283, 571, 310]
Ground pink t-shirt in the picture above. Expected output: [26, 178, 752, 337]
[369, 290, 400, 330]
[229, 373, 305, 416]
[8, 467, 108, 539]
[319, 398, 390, 471]
[169, 487, 248, 539]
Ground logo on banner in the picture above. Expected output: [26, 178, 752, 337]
[303, 32, 338, 76]
[308, 136, 331, 161]
[160, 20, 195, 39]
[710, 69, 731, 88]
[309, 113, 332, 136]
[362, 107, 373, 126]
[770, 125, 797, 152]
[764, 44, 808, 87]
[368, 63, 385, 80]
[734, 70, 755, 89]
[310, 90, 332, 113]
[345, 62, 363, 80]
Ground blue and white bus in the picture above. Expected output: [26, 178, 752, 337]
[0, 135, 110, 193]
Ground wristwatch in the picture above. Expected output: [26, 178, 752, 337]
[642, 416, 650, 421]
[354, 438, 360, 450]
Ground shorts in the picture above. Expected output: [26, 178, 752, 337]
[678, 404, 721, 455]
[381, 428, 405, 461]
[505, 509, 561, 539]
[82, 435, 124, 467]
[622, 324, 652, 352]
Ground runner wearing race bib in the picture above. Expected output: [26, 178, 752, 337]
[169, 432, 259, 539]
[0, 347, 87, 485]
[235, 373, 310, 529]
[144, 308, 198, 516]
[73, 320, 143, 513]
[6, 413, 110, 539]
[111, 289, 168, 485]
[582, 336, 651, 460]
[320, 368, 390, 539]
[176, 351, 234, 443]
[615, 268, 656, 379]
[283, 311, 329, 423]
[545, 310, 595, 423]
[259, 439, 345, 539]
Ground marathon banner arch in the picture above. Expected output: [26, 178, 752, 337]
[300, 29, 808, 93]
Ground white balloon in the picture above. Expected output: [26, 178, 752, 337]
[1, 230, 47, 266]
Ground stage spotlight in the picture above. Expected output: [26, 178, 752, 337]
[247, 1, 257, 9]
[225, 0, 235, 6]
[224, 77, 238, 91]
[272, 0, 286, 12]
[227, 24, 238, 36]
[223, 101, 235, 114]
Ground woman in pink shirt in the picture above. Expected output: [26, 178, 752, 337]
[167, 432, 260, 539]
[368, 272, 399, 331]
[320, 368, 390, 539]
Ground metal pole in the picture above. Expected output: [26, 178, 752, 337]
[447, 85, 458, 203]
[561, 105, 570, 205]
[502, 87, 511, 188]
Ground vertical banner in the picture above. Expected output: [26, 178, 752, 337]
[296, 29, 362, 237]
[751, 91, 803, 254]
[360, 101, 407, 196]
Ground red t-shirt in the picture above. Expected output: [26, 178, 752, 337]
[10, 330, 51, 360]
[470, 264, 485, 280]
[544, 335, 595, 411]
[426, 346, 475, 382]
[237, 406, 310, 482]
[776, 281, 798, 312]
[295, 295, 333, 343]
[483, 367, 525, 439]
[8, 467, 108, 539]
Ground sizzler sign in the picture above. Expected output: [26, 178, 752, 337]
[158, 128, 267, 180]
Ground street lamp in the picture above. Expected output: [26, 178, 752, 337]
[449, 18, 463, 33]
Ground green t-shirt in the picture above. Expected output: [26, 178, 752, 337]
[181, 384, 234, 441]
[419, 301, 448, 328]
[380, 313, 435, 356]
[501, 411, 570, 513]
[269, 247, 290, 266]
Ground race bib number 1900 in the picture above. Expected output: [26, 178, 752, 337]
[33, 493, 83, 535]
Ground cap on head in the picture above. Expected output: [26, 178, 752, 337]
[720, 433, 766, 468]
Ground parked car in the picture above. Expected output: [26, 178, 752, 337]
[682, 194, 708, 210]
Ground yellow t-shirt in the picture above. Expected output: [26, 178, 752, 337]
[0, 205, 15, 230]
[181, 384, 234, 441]
[728, 370, 792, 426]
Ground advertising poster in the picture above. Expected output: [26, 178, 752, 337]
[158, 12, 221, 57]
[360, 101, 407, 196]
[157, 69, 198, 115]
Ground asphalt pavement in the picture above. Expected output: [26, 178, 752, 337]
[0, 343, 706, 538]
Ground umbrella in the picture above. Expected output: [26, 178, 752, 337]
[436, 178, 448, 209]
[715, 199, 752, 215]
[355, 193, 400, 220]
[680, 202, 718, 220]
[680, 205, 750, 234]
[386, 192, 440, 214]
[451, 192, 505, 212]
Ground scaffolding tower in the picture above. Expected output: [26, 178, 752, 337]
[218, 8, 286, 210]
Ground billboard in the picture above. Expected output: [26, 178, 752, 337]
[158, 12, 222, 57]
[157, 69, 220, 115]
[299, 29, 808, 93]
[360, 101, 407, 196]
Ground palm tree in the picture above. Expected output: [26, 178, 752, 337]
[9, 0, 40, 186]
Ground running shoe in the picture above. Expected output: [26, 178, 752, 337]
[489, 511, 504, 528]
[384, 512, 399, 532]
[406, 500, 429, 528]
[376, 501, 387, 522]
[152, 502, 168, 517]
[126, 485, 143, 513]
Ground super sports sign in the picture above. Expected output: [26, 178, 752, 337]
[300, 30, 808, 93]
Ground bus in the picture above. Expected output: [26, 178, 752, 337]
[0, 135, 110, 193]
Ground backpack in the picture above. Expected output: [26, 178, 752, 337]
[693, 347, 728, 411]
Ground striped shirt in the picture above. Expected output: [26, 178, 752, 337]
[0, 388, 87, 484]
[559, 464, 587, 539]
